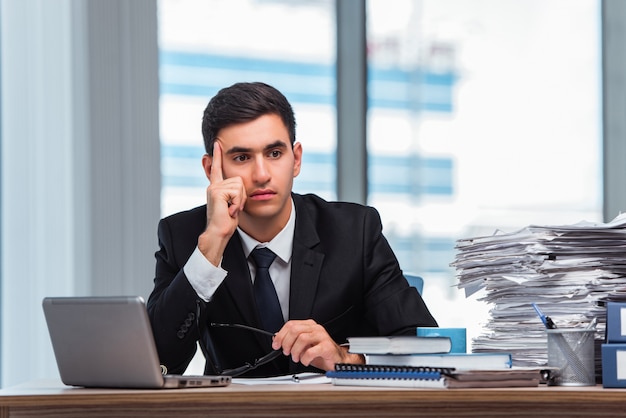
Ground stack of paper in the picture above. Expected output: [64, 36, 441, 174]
[452, 213, 626, 368]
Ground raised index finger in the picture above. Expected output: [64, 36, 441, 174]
[209, 141, 225, 184]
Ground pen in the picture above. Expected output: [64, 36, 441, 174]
[531, 303, 557, 329]
[586, 317, 597, 330]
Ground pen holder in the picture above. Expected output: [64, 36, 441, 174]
[546, 328, 596, 386]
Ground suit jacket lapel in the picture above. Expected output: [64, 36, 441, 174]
[289, 194, 324, 320]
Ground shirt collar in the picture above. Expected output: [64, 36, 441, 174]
[237, 199, 295, 264]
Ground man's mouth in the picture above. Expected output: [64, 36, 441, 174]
[250, 189, 275, 200]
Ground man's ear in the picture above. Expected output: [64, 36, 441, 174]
[202, 154, 212, 181]
[292, 142, 303, 178]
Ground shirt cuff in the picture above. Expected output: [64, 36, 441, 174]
[183, 247, 228, 302]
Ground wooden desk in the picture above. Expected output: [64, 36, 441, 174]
[1, 379, 625, 418]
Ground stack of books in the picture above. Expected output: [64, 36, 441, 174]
[327, 363, 543, 389]
[328, 335, 541, 388]
[347, 335, 512, 370]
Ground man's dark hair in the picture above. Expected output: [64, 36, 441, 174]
[201, 82, 297, 155]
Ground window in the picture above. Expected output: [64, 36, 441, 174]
[159, 0, 337, 216]
[367, 0, 602, 334]
[159, 0, 602, 344]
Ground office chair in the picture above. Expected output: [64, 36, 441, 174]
[404, 274, 424, 295]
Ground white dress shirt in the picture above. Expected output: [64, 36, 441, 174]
[184, 200, 296, 322]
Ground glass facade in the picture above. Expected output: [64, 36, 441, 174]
[159, 0, 337, 216]
[366, 0, 601, 329]
[159, 0, 601, 336]
[0, 0, 608, 388]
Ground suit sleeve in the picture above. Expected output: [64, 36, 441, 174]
[147, 218, 204, 375]
[361, 207, 438, 334]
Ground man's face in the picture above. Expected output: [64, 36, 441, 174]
[211, 113, 302, 227]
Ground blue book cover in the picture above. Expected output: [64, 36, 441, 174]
[328, 363, 451, 380]
[327, 370, 442, 380]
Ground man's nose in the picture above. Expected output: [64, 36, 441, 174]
[252, 156, 270, 183]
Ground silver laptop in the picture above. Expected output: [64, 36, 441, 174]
[42, 296, 231, 389]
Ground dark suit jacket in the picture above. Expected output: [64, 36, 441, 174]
[147, 193, 437, 377]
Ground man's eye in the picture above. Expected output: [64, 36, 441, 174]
[268, 150, 282, 158]
[233, 155, 248, 162]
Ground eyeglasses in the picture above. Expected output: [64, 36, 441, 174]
[206, 322, 284, 377]
[196, 304, 353, 377]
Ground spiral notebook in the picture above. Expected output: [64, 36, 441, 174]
[327, 364, 542, 389]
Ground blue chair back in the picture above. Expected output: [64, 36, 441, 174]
[404, 274, 424, 295]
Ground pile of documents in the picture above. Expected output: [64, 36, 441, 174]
[452, 213, 626, 368]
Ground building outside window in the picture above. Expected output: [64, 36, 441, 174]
[159, 0, 601, 344]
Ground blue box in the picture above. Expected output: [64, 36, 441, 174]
[417, 327, 466, 353]
[606, 302, 626, 343]
[602, 343, 626, 388]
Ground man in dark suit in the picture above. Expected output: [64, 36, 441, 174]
[147, 82, 437, 377]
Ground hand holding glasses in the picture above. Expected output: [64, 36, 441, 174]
[207, 322, 283, 377]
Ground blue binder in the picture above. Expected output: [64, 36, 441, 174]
[602, 343, 626, 388]
[606, 302, 626, 343]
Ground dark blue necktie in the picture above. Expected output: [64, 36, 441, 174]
[251, 247, 284, 333]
